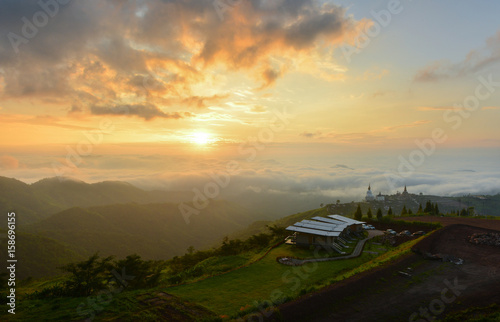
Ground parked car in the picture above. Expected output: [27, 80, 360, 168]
[412, 231, 426, 236]
[386, 229, 396, 235]
[400, 230, 411, 236]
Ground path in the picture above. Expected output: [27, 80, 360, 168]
[279, 230, 384, 266]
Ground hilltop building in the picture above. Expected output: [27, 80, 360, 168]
[365, 184, 375, 201]
[285, 215, 365, 253]
[362, 184, 409, 202]
[398, 185, 413, 200]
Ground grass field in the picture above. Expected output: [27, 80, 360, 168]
[164, 240, 385, 317]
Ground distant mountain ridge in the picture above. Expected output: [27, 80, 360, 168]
[0, 176, 191, 227]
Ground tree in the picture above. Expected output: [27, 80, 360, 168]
[387, 207, 393, 216]
[401, 205, 408, 216]
[61, 253, 114, 297]
[460, 208, 468, 217]
[367, 208, 373, 219]
[408, 208, 413, 215]
[354, 204, 363, 220]
[434, 204, 440, 216]
[417, 204, 423, 214]
[424, 200, 433, 214]
[220, 237, 244, 255]
[376, 208, 383, 220]
[336, 200, 340, 205]
[267, 225, 288, 238]
[187, 246, 195, 254]
[113, 254, 164, 289]
[320, 203, 324, 208]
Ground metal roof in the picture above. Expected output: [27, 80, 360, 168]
[300, 220, 348, 231]
[285, 225, 341, 237]
[293, 221, 346, 232]
[328, 214, 366, 225]
[285, 215, 362, 238]
[312, 216, 348, 225]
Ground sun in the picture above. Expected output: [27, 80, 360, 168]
[190, 132, 211, 145]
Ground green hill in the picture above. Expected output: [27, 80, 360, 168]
[0, 230, 84, 279]
[0, 177, 60, 226]
[19, 200, 262, 278]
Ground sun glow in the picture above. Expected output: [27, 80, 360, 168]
[190, 132, 211, 145]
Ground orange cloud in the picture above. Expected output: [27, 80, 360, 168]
[0, 0, 368, 121]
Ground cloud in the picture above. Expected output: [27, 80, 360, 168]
[331, 164, 354, 170]
[177, 94, 230, 109]
[0, 114, 94, 130]
[373, 120, 431, 133]
[0, 155, 19, 169]
[248, 105, 267, 113]
[298, 130, 386, 144]
[370, 91, 386, 99]
[300, 131, 323, 138]
[0, 0, 367, 117]
[356, 68, 389, 81]
[298, 120, 430, 144]
[414, 30, 500, 82]
[90, 104, 192, 121]
[260, 67, 285, 89]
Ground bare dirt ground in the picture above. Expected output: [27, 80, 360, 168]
[270, 219, 500, 322]
[399, 215, 500, 230]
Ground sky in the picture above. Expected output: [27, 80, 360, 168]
[0, 0, 499, 200]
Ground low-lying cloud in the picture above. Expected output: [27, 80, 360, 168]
[3, 147, 500, 206]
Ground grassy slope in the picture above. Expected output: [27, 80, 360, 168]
[3, 231, 84, 279]
[164, 240, 387, 316]
[23, 200, 259, 263]
[4, 287, 218, 321]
